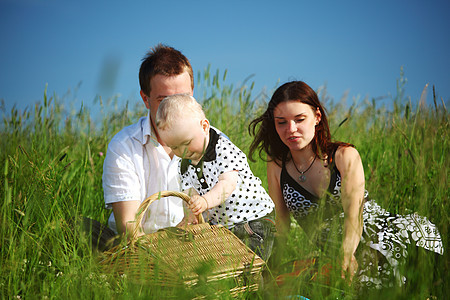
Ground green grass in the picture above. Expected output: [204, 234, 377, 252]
[1, 69, 448, 299]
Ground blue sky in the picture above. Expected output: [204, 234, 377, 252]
[1, 0, 449, 115]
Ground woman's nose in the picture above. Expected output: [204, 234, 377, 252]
[288, 120, 296, 133]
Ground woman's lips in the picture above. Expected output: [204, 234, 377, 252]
[288, 136, 300, 141]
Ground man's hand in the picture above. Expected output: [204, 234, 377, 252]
[176, 213, 199, 227]
[112, 200, 142, 238]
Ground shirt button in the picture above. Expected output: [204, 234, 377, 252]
[200, 178, 205, 183]
[197, 168, 201, 172]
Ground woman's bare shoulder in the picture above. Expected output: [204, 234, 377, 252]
[267, 158, 282, 169]
[267, 158, 282, 177]
[335, 145, 361, 172]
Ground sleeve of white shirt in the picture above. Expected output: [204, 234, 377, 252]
[103, 138, 141, 208]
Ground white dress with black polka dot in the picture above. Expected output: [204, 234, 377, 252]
[180, 128, 274, 229]
[281, 152, 443, 288]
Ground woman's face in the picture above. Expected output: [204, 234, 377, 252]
[273, 100, 321, 152]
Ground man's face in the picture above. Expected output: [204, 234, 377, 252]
[143, 71, 193, 132]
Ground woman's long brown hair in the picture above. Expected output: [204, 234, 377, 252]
[249, 81, 352, 166]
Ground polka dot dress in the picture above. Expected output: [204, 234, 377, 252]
[180, 128, 274, 229]
[280, 154, 444, 288]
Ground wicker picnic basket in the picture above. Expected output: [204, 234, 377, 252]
[99, 191, 265, 296]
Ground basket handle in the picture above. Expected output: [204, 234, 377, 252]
[131, 191, 205, 241]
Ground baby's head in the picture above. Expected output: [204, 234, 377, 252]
[156, 93, 205, 130]
[156, 94, 210, 163]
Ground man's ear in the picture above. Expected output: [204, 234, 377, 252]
[200, 118, 210, 134]
[140, 90, 150, 109]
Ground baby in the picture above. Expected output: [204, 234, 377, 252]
[156, 93, 275, 261]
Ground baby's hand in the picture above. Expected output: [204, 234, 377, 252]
[188, 195, 208, 215]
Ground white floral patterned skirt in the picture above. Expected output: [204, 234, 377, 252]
[356, 200, 444, 288]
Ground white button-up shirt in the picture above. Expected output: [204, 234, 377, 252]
[102, 111, 184, 234]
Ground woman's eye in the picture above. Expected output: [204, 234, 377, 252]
[296, 119, 305, 123]
[276, 121, 286, 125]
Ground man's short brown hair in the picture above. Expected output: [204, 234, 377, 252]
[139, 44, 194, 96]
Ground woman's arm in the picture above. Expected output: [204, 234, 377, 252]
[335, 146, 365, 282]
[267, 160, 290, 235]
[188, 171, 238, 215]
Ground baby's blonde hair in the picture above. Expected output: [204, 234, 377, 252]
[156, 93, 206, 130]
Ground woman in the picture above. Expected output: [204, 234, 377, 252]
[248, 81, 443, 288]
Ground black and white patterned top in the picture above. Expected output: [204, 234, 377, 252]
[180, 128, 274, 229]
[280, 150, 443, 288]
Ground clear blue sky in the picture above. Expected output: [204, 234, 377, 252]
[1, 0, 449, 115]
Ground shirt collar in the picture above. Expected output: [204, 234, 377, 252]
[139, 110, 159, 146]
[129, 110, 158, 146]
[180, 127, 220, 175]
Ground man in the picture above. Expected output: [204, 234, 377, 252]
[102, 44, 193, 237]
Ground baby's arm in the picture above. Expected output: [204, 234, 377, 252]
[177, 188, 200, 226]
[189, 170, 238, 215]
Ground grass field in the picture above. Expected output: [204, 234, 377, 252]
[1, 69, 448, 299]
